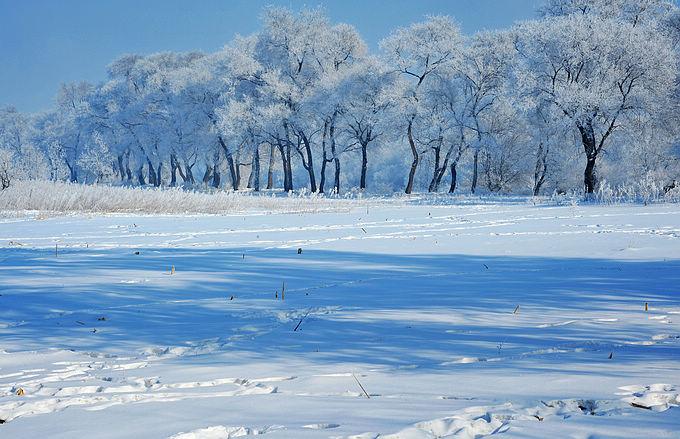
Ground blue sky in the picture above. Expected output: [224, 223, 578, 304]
[0, 0, 540, 113]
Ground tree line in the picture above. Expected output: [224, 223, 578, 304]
[1, 0, 679, 195]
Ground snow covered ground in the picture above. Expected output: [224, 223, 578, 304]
[0, 200, 679, 438]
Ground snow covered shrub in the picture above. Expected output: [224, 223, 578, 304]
[593, 173, 680, 204]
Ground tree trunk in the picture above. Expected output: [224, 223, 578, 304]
[533, 143, 548, 196]
[137, 164, 146, 186]
[252, 146, 260, 191]
[578, 121, 598, 194]
[449, 162, 458, 193]
[319, 119, 330, 194]
[218, 136, 238, 190]
[428, 137, 443, 193]
[202, 164, 213, 186]
[170, 155, 178, 187]
[123, 151, 132, 182]
[155, 162, 162, 187]
[183, 162, 194, 185]
[471, 150, 479, 194]
[147, 159, 156, 187]
[247, 162, 254, 189]
[584, 157, 597, 194]
[67, 162, 78, 183]
[329, 116, 340, 194]
[117, 154, 126, 182]
[319, 152, 328, 194]
[267, 143, 275, 190]
[212, 166, 221, 188]
[333, 156, 340, 195]
[235, 148, 242, 189]
[225, 154, 237, 190]
[405, 118, 419, 194]
[277, 140, 293, 192]
[285, 140, 293, 191]
[300, 132, 317, 192]
[360, 141, 368, 190]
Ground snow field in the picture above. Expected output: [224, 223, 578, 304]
[0, 201, 679, 438]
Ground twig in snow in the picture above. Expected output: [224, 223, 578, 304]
[281, 281, 285, 301]
[353, 373, 370, 399]
[293, 310, 310, 331]
[513, 305, 520, 314]
[361, 228, 367, 234]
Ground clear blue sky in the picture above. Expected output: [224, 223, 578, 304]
[0, 0, 540, 113]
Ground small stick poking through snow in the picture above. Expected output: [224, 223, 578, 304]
[353, 374, 370, 399]
[513, 305, 520, 314]
[281, 281, 285, 301]
[294, 310, 310, 331]
[645, 302, 648, 311]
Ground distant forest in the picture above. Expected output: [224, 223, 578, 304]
[2, 0, 679, 197]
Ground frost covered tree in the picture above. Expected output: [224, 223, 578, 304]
[539, 0, 676, 26]
[338, 58, 395, 190]
[0, 107, 49, 183]
[2, 3, 679, 196]
[456, 30, 517, 193]
[381, 16, 464, 194]
[78, 132, 115, 183]
[515, 14, 677, 193]
[0, 148, 13, 189]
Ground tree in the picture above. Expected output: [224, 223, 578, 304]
[338, 58, 395, 190]
[515, 14, 677, 193]
[78, 132, 115, 183]
[0, 148, 13, 189]
[540, 0, 675, 27]
[381, 16, 464, 194]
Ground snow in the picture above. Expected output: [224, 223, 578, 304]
[0, 200, 679, 438]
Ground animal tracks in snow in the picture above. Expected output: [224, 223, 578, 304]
[0, 353, 293, 423]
